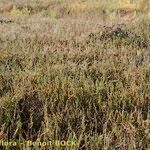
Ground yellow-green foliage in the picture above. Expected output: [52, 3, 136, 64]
[10, 5, 21, 15]
[22, 7, 31, 15]
[48, 10, 58, 19]
[10, 6, 30, 16]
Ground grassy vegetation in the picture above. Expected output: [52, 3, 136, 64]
[0, 0, 150, 149]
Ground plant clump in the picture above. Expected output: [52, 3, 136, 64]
[87, 26, 149, 49]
